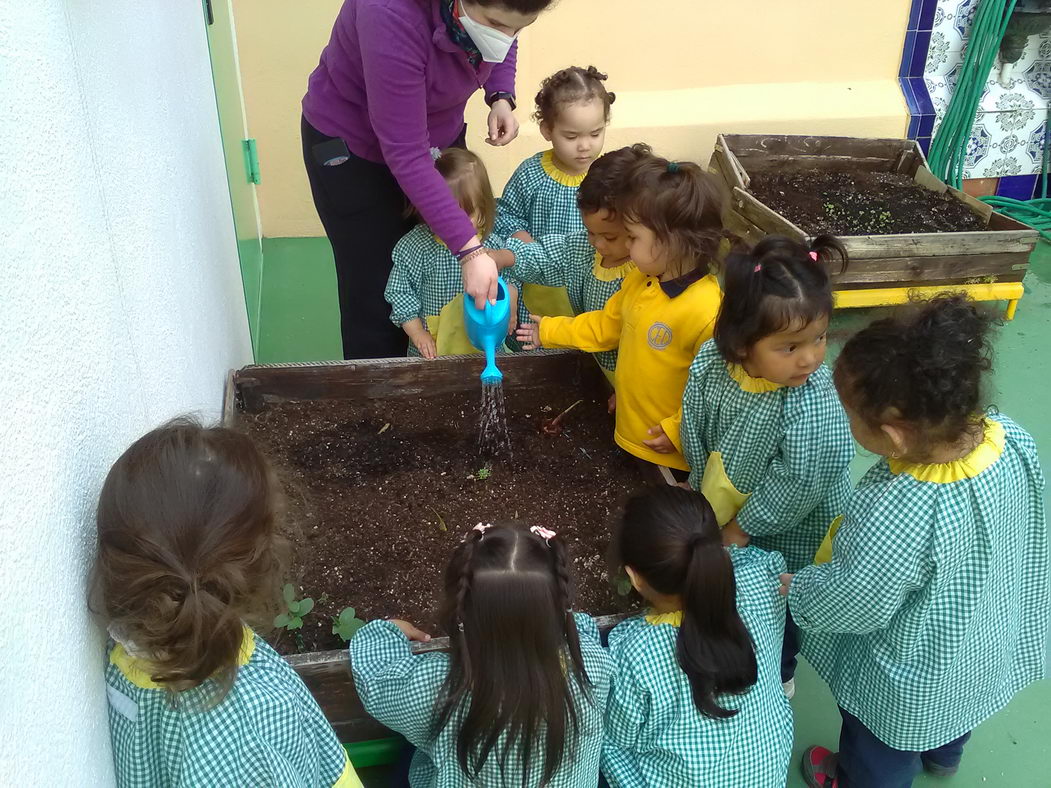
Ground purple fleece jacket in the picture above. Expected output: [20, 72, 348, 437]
[303, 0, 517, 251]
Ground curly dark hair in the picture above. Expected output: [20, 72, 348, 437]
[533, 65, 615, 127]
[714, 234, 847, 362]
[576, 143, 652, 217]
[834, 294, 996, 445]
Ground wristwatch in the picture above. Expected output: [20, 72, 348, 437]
[486, 91, 516, 110]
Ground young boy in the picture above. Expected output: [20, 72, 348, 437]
[495, 144, 650, 381]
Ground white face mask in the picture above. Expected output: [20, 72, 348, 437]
[458, 3, 517, 63]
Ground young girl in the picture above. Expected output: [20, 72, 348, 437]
[679, 235, 855, 697]
[497, 65, 616, 324]
[385, 148, 510, 358]
[785, 295, 1049, 787]
[517, 154, 727, 476]
[495, 144, 649, 381]
[352, 523, 612, 786]
[603, 486, 793, 787]
[95, 421, 360, 788]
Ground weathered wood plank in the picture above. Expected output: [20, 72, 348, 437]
[722, 133, 913, 161]
[837, 230, 1037, 260]
[235, 350, 599, 413]
[831, 252, 1029, 286]
[730, 153, 899, 174]
[732, 187, 807, 242]
[221, 369, 237, 426]
[834, 272, 1025, 290]
[710, 135, 748, 190]
[912, 166, 948, 195]
[948, 186, 995, 222]
[987, 209, 1032, 231]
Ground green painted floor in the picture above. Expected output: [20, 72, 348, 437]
[258, 237, 1051, 786]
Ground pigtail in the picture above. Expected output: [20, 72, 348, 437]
[678, 536, 757, 718]
[534, 65, 616, 126]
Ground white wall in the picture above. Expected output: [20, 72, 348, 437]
[0, 1, 251, 783]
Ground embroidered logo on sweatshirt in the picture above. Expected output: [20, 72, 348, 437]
[647, 322, 673, 350]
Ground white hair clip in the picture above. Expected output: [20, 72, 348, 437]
[429, 146, 442, 161]
[530, 525, 557, 544]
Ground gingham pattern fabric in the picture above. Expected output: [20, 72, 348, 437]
[602, 547, 793, 788]
[352, 615, 612, 787]
[680, 340, 855, 572]
[790, 413, 1049, 751]
[505, 231, 632, 372]
[105, 630, 354, 788]
[494, 151, 586, 239]
[385, 225, 495, 357]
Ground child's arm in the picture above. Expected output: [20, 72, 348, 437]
[349, 619, 440, 747]
[786, 488, 930, 634]
[678, 357, 709, 476]
[384, 240, 435, 357]
[602, 626, 652, 787]
[502, 231, 591, 288]
[518, 286, 625, 352]
[735, 385, 855, 538]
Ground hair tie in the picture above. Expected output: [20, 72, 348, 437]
[667, 162, 680, 173]
[429, 147, 442, 161]
[473, 522, 492, 534]
[688, 533, 706, 549]
[753, 263, 762, 273]
[530, 525, 557, 544]
[808, 251, 819, 262]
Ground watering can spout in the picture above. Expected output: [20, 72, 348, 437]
[463, 278, 511, 384]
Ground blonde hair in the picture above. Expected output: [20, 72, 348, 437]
[435, 148, 496, 240]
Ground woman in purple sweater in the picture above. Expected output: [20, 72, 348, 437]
[302, 0, 552, 359]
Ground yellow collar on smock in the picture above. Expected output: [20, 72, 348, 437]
[110, 625, 256, 690]
[644, 610, 683, 626]
[727, 363, 783, 394]
[541, 150, 587, 187]
[888, 418, 1005, 484]
[592, 252, 636, 282]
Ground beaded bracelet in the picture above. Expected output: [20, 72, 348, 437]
[458, 247, 489, 266]
[455, 244, 484, 261]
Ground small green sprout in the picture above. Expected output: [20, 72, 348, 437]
[274, 583, 314, 631]
[332, 607, 367, 642]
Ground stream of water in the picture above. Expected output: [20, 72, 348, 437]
[478, 381, 512, 461]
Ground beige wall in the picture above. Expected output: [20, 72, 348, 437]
[233, 0, 912, 238]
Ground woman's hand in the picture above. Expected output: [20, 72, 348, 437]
[388, 619, 432, 642]
[462, 249, 499, 309]
[516, 315, 542, 349]
[486, 99, 519, 146]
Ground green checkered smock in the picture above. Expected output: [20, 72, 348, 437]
[505, 230, 634, 373]
[351, 615, 612, 787]
[790, 413, 1049, 751]
[680, 340, 855, 572]
[494, 150, 586, 238]
[602, 547, 793, 788]
[385, 225, 504, 357]
[105, 628, 358, 788]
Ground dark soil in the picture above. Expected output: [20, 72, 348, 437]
[749, 170, 988, 236]
[240, 388, 644, 655]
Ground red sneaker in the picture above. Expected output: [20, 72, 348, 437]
[801, 745, 839, 788]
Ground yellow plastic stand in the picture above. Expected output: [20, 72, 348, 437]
[833, 282, 1024, 320]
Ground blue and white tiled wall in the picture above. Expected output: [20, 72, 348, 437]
[901, 0, 1050, 199]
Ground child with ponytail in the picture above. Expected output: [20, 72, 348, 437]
[517, 153, 728, 476]
[352, 523, 612, 787]
[679, 234, 855, 697]
[603, 486, 792, 787]
[788, 295, 1049, 787]
[94, 420, 360, 788]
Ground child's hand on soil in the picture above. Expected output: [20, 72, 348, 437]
[643, 424, 674, 453]
[778, 573, 794, 596]
[412, 331, 437, 359]
[607, 391, 616, 413]
[388, 619, 432, 642]
[516, 315, 542, 350]
[721, 518, 751, 548]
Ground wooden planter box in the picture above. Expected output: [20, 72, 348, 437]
[709, 134, 1039, 315]
[225, 351, 639, 743]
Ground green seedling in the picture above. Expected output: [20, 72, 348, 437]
[332, 607, 367, 642]
[274, 583, 314, 631]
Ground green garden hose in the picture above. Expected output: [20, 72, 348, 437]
[928, 0, 1019, 188]
[978, 105, 1051, 241]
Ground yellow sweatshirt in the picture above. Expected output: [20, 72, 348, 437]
[539, 268, 722, 470]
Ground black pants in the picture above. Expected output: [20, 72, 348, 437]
[781, 607, 800, 683]
[837, 706, 971, 787]
[301, 116, 467, 359]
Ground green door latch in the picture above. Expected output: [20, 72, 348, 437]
[242, 139, 261, 185]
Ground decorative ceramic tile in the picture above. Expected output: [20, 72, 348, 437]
[917, 0, 1051, 178]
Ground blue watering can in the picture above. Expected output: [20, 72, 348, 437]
[463, 277, 511, 385]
